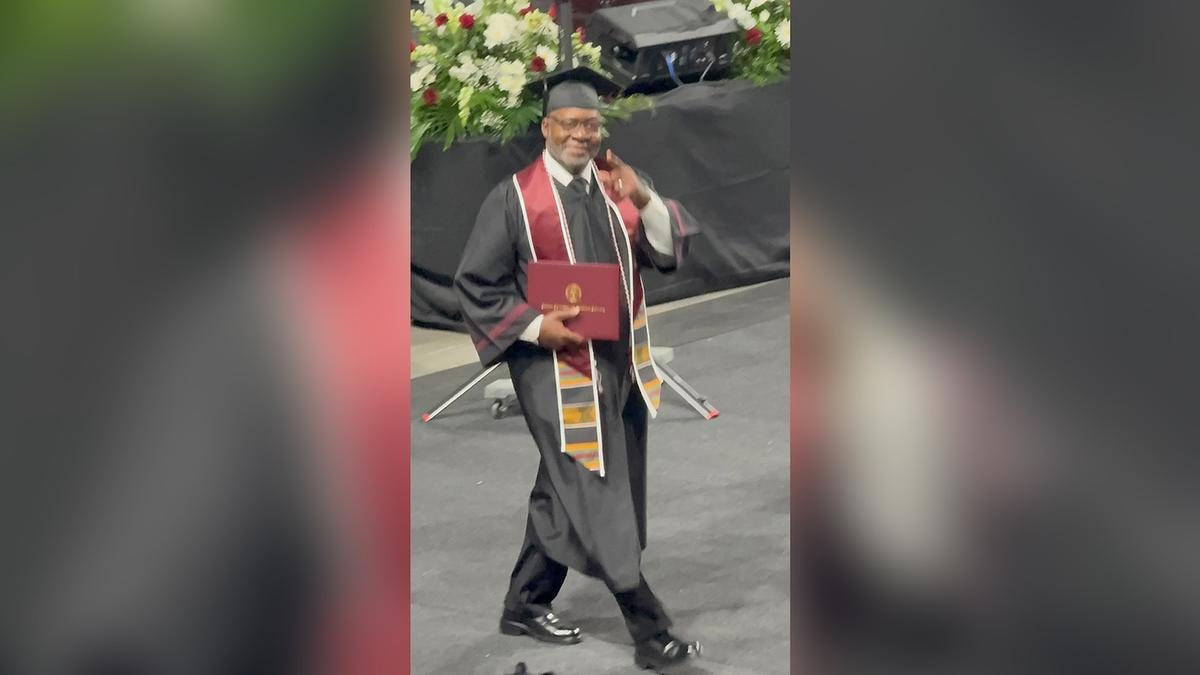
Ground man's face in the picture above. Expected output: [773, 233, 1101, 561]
[541, 107, 603, 174]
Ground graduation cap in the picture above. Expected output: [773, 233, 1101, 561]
[524, 65, 622, 115]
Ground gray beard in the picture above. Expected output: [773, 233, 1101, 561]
[550, 148, 594, 175]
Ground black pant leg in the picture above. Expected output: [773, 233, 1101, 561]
[504, 515, 569, 613]
[612, 574, 673, 643]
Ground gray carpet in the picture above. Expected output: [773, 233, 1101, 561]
[411, 282, 789, 674]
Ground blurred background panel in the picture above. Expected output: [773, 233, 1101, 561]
[793, 1, 1200, 673]
[1, 1, 398, 672]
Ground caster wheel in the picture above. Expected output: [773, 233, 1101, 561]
[490, 400, 504, 419]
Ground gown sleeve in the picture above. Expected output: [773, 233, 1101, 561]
[454, 181, 542, 368]
[631, 169, 699, 273]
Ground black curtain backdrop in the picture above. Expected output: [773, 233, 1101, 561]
[411, 78, 790, 330]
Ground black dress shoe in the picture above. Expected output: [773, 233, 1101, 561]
[499, 608, 582, 645]
[634, 632, 702, 672]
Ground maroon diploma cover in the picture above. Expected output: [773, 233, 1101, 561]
[526, 261, 621, 341]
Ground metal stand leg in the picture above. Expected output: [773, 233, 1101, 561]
[657, 362, 719, 420]
[420, 363, 501, 422]
[421, 360, 717, 423]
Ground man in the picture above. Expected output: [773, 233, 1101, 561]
[453, 66, 702, 671]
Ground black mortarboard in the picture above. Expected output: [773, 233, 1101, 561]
[524, 65, 622, 115]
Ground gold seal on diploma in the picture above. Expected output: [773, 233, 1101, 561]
[565, 282, 582, 304]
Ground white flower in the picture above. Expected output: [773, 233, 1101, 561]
[484, 13, 520, 48]
[481, 56, 503, 84]
[535, 45, 559, 71]
[496, 59, 527, 95]
[463, 1, 483, 15]
[449, 53, 482, 84]
[410, 63, 436, 92]
[775, 19, 789, 48]
[536, 16, 558, 39]
[746, 0, 766, 9]
[725, 4, 756, 29]
[411, 9, 432, 29]
[411, 44, 437, 64]
[759, 9, 770, 23]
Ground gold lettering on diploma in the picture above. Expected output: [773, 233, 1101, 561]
[539, 303, 606, 314]
[539, 280, 606, 314]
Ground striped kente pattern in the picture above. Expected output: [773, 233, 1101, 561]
[631, 303, 662, 413]
[555, 355, 602, 472]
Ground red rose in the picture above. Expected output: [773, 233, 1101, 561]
[422, 88, 438, 106]
[549, 4, 557, 19]
[434, 12, 448, 26]
[745, 27, 763, 46]
[576, 27, 586, 41]
[519, 5, 532, 16]
[410, 41, 416, 53]
[459, 13, 475, 29]
[530, 56, 546, 72]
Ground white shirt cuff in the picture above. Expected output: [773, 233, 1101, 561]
[639, 189, 674, 255]
[519, 314, 543, 343]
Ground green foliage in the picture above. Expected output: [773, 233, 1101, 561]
[710, 0, 790, 85]
[602, 94, 655, 122]
[409, 0, 654, 156]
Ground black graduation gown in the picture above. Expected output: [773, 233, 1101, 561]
[454, 170, 685, 592]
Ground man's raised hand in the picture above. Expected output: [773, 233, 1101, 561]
[605, 150, 650, 208]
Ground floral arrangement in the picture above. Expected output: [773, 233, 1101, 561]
[711, 0, 790, 84]
[411, 0, 649, 155]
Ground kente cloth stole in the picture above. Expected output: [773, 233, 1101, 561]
[512, 156, 664, 476]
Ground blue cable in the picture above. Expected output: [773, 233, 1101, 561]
[663, 51, 685, 87]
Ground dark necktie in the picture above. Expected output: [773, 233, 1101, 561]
[569, 176, 588, 196]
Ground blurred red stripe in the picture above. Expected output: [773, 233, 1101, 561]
[289, 160, 411, 674]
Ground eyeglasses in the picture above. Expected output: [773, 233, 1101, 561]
[548, 116, 604, 134]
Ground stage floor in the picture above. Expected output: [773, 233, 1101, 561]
[410, 278, 790, 674]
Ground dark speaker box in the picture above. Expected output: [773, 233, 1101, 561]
[586, 0, 739, 91]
